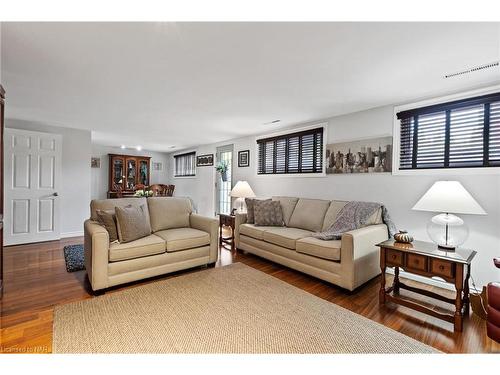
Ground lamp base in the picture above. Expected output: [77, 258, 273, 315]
[427, 213, 468, 251]
[235, 197, 246, 214]
[437, 244, 456, 251]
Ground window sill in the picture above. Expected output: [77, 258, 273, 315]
[393, 167, 500, 176]
[256, 172, 326, 178]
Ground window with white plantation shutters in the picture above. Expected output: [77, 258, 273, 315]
[397, 92, 500, 170]
[257, 127, 324, 174]
[174, 151, 196, 177]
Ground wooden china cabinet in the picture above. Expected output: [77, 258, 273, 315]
[108, 154, 151, 198]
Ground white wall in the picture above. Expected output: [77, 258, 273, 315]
[6, 119, 92, 237]
[166, 105, 500, 287]
[91, 144, 170, 200]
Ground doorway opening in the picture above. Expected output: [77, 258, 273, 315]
[215, 144, 233, 215]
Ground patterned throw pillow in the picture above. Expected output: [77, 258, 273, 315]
[96, 209, 119, 243]
[115, 204, 152, 243]
[245, 198, 271, 224]
[253, 200, 284, 226]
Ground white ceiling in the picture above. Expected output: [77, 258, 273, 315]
[2, 22, 500, 152]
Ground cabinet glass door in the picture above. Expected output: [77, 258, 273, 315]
[126, 158, 137, 190]
[138, 160, 149, 185]
[113, 157, 125, 189]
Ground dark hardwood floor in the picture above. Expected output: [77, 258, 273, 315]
[1, 236, 498, 353]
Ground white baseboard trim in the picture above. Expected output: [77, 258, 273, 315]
[386, 268, 480, 293]
[60, 231, 84, 239]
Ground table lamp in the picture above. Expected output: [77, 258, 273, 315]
[230, 181, 256, 213]
[412, 181, 486, 250]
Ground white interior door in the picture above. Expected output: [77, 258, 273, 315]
[4, 129, 62, 245]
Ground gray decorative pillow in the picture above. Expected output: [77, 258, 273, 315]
[115, 204, 152, 243]
[96, 209, 119, 243]
[245, 198, 271, 224]
[254, 200, 284, 227]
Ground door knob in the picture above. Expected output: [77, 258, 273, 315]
[53, 192, 59, 197]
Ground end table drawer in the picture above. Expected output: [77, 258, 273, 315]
[406, 253, 427, 272]
[431, 259, 454, 278]
[386, 249, 404, 266]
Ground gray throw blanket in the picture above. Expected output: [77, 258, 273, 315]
[313, 201, 396, 240]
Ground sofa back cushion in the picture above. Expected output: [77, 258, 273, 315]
[322, 200, 348, 231]
[147, 197, 193, 232]
[272, 196, 299, 226]
[365, 207, 383, 225]
[288, 198, 331, 232]
[90, 198, 148, 221]
[322, 201, 383, 232]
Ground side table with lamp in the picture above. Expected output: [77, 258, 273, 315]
[378, 181, 486, 332]
[219, 181, 256, 251]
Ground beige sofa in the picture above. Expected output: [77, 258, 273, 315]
[84, 197, 218, 292]
[235, 197, 389, 291]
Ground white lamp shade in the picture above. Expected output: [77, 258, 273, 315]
[230, 181, 256, 198]
[412, 181, 486, 215]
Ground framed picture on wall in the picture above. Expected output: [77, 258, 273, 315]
[153, 162, 163, 171]
[91, 157, 100, 168]
[196, 154, 214, 167]
[325, 136, 393, 174]
[238, 150, 250, 167]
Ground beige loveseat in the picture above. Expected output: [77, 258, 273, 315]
[84, 197, 218, 292]
[235, 197, 389, 291]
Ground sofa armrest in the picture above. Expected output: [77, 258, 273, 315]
[234, 213, 247, 248]
[190, 214, 219, 263]
[340, 224, 389, 290]
[84, 219, 110, 291]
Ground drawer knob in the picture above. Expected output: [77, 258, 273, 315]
[439, 265, 445, 270]
[392, 255, 397, 259]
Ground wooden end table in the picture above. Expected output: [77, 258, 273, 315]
[219, 213, 236, 251]
[377, 239, 476, 332]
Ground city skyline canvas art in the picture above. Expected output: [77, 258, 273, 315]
[326, 136, 392, 174]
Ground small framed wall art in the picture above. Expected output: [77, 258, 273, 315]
[196, 154, 214, 167]
[153, 162, 163, 171]
[91, 157, 101, 168]
[238, 150, 250, 167]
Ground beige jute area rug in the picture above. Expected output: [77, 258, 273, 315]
[53, 263, 439, 353]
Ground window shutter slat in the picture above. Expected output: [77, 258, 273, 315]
[416, 111, 446, 168]
[449, 104, 484, 167]
[489, 101, 500, 166]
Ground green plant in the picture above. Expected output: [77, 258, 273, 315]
[215, 161, 228, 173]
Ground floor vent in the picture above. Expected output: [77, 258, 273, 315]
[444, 61, 499, 79]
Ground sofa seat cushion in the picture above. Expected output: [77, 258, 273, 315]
[262, 227, 313, 250]
[109, 234, 166, 262]
[239, 223, 275, 240]
[296, 237, 341, 261]
[155, 228, 210, 252]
